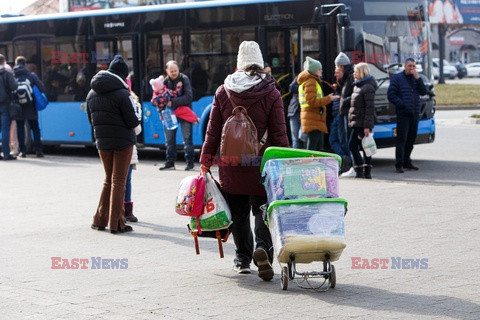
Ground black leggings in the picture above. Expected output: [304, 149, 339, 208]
[225, 193, 273, 264]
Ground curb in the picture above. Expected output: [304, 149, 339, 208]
[435, 105, 480, 111]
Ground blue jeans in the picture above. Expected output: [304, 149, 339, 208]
[124, 164, 133, 202]
[329, 114, 351, 165]
[288, 111, 303, 149]
[164, 118, 194, 163]
[16, 119, 43, 154]
[0, 105, 12, 157]
[395, 114, 419, 168]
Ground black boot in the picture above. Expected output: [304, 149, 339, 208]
[364, 165, 372, 179]
[354, 166, 365, 179]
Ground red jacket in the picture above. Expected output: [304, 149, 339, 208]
[200, 76, 289, 196]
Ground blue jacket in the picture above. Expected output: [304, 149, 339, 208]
[387, 71, 427, 116]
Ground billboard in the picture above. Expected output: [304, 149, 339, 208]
[429, 0, 480, 24]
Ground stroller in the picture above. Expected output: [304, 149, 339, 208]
[260, 147, 348, 291]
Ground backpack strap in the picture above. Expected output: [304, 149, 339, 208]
[225, 88, 268, 147]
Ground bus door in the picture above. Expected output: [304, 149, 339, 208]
[262, 26, 326, 99]
[263, 27, 298, 100]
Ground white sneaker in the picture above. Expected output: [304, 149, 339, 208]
[340, 167, 356, 178]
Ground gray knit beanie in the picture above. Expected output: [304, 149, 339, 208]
[335, 52, 351, 66]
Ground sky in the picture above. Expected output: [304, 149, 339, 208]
[4, 0, 37, 13]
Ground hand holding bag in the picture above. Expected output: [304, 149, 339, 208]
[362, 133, 377, 157]
[188, 172, 232, 258]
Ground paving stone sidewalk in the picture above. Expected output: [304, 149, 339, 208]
[1, 119, 479, 319]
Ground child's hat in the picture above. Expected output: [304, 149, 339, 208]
[149, 75, 165, 90]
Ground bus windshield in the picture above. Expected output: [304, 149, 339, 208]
[349, 0, 432, 81]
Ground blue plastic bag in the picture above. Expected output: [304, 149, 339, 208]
[33, 85, 48, 111]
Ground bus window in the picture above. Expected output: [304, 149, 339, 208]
[301, 28, 321, 72]
[41, 36, 87, 102]
[13, 40, 37, 64]
[187, 27, 254, 98]
[190, 30, 221, 54]
[222, 28, 254, 54]
[162, 32, 184, 69]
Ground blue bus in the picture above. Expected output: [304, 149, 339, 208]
[0, 0, 435, 151]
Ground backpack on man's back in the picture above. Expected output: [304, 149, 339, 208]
[15, 75, 34, 105]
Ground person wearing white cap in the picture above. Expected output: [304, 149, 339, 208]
[297, 56, 339, 151]
[200, 41, 289, 281]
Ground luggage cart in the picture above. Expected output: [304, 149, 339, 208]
[260, 147, 347, 291]
[281, 251, 336, 291]
[266, 198, 347, 291]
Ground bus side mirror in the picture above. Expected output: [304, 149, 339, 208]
[342, 26, 355, 52]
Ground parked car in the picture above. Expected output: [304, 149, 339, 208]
[454, 62, 467, 79]
[432, 58, 457, 79]
[465, 62, 480, 77]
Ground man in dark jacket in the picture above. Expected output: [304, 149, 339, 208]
[387, 58, 427, 173]
[159, 60, 195, 171]
[330, 52, 354, 173]
[0, 54, 18, 160]
[13, 56, 46, 158]
[87, 55, 140, 234]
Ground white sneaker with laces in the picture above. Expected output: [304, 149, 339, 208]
[340, 167, 356, 178]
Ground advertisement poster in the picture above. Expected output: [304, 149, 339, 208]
[429, 0, 480, 24]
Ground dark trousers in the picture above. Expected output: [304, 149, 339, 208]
[16, 119, 42, 154]
[348, 127, 371, 166]
[395, 114, 419, 168]
[164, 118, 194, 163]
[225, 193, 273, 264]
[93, 146, 133, 231]
[307, 130, 325, 151]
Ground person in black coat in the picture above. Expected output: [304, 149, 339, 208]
[387, 58, 427, 173]
[0, 54, 18, 160]
[348, 63, 377, 179]
[87, 55, 140, 234]
[13, 56, 46, 158]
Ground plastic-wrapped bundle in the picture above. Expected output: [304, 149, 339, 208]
[268, 199, 347, 264]
[262, 157, 339, 203]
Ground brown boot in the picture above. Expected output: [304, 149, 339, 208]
[124, 202, 138, 222]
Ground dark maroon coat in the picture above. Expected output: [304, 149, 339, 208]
[200, 77, 289, 196]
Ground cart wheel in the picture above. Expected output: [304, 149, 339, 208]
[281, 266, 288, 290]
[287, 261, 294, 280]
[330, 265, 336, 288]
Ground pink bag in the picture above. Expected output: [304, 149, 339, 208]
[175, 173, 206, 232]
